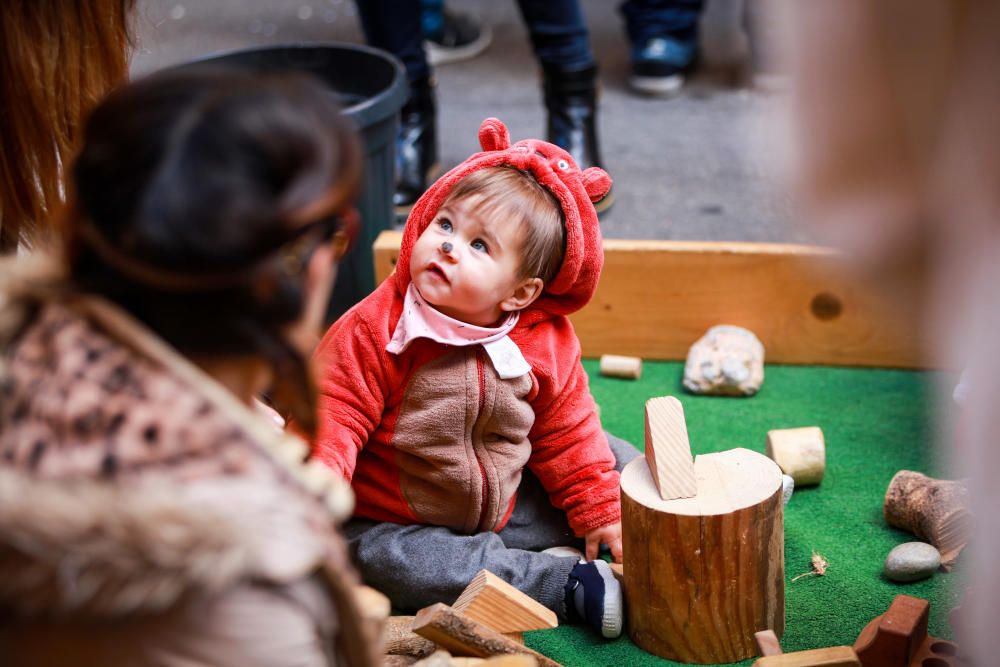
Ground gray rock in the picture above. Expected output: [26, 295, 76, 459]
[781, 474, 795, 506]
[884, 542, 941, 582]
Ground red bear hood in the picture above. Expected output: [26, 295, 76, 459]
[394, 118, 611, 321]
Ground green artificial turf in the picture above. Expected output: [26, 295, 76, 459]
[524, 361, 964, 666]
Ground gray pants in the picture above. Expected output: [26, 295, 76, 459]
[343, 433, 640, 619]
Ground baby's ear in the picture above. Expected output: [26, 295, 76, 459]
[479, 118, 511, 152]
[581, 167, 612, 203]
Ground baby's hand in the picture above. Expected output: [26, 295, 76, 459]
[584, 522, 622, 563]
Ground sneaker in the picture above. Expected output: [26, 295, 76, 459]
[564, 560, 623, 639]
[423, 8, 492, 66]
[629, 36, 698, 96]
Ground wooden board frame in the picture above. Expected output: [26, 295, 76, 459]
[373, 231, 924, 368]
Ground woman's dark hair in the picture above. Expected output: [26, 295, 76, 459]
[64, 65, 362, 434]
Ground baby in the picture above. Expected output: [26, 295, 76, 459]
[311, 118, 635, 638]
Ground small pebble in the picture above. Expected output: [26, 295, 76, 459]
[781, 474, 794, 506]
[884, 542, 941, 582]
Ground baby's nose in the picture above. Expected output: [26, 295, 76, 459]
[440, 241, 453, 254]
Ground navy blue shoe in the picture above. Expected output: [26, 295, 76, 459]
[564, 560, 623, 639]
[629, 37, 698, 96]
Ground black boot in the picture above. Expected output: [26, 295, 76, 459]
[543, 63, 611, 212]
[394, 75, 440, 220]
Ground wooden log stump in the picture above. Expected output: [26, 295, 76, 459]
[621, 447, 785, 664]
[883, 470, 971, 569]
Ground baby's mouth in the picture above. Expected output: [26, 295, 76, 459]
[427, 263, 449, 283]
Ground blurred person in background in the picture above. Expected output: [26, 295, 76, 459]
[0, 0, 135, 253]
[355, 0, 608, 218]
[784, 1, 1000, 660]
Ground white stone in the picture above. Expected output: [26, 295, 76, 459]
[781, 474, 794, 505]
[683, 325, 765, 396]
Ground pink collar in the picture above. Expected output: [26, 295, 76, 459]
[386, 284, 531, 379]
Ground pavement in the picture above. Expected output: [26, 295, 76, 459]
[132, 0, 807, 243]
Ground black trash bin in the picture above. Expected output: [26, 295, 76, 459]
[172, 44, 407, 320]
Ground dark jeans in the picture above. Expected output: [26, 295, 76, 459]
[355, 0, 595, 85]
[620, 0, 706, 47]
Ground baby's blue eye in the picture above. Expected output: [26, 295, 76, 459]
[439, 219, 452, 232]
[471, 239, 489, 253]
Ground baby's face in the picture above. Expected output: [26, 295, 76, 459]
[410, 195, 528, 326]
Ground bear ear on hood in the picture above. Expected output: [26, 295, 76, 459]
[581, 167, 612, 203]
[479, 118, 511, 152]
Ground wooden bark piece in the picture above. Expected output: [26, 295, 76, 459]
[644, 396, 697, 500]
[452, 570, 557, 634]
[621, 448, 784, 664]
[883, 471, 972, 569]
[411, 604, 561, 667]
[600, 354, 642, 379]
[752, 647, 860, 667]
[766, 427, 826, 486]
[385, 616, 438, 658]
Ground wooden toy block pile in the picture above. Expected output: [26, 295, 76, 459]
[380, 569, 560, 667]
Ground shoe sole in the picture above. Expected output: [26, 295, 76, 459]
[425, 25, 493, 67]
[593, 560, 623, 639]
[629, 73, 684, 96]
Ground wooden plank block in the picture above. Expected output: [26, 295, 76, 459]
[372, 232, 924, 368]
[411, 604, 561, 667]
[644, 396, 697, 500]
[752, 646, 860, 667]
[452, 570, 557, 634]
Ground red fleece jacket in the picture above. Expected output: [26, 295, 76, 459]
[312, 119, 618, 536]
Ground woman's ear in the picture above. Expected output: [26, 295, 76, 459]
[499, 277, 544, 312]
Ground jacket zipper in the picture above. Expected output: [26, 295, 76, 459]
[475, 350, 490, 531]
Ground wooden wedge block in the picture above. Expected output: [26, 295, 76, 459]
[411, 604, 561, 667]
[644, 396, 697, 500]
[453, 570, 557, 634]
[753, 646, 860, 667]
